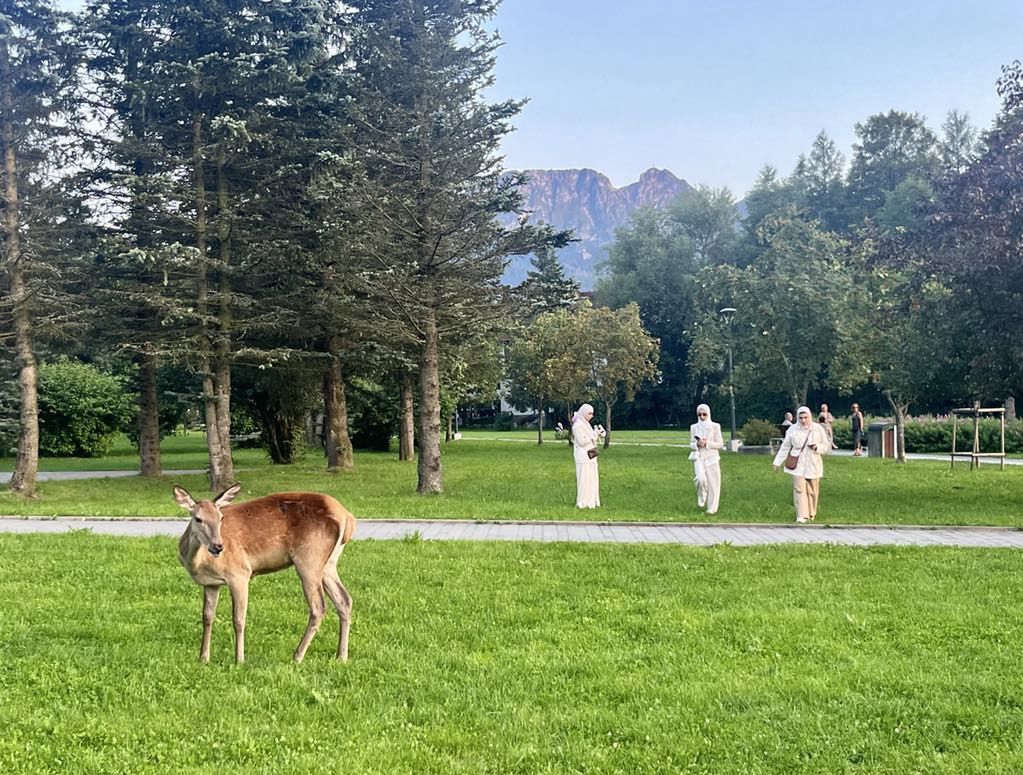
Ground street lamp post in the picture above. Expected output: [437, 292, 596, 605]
[719, 307, 737, 451]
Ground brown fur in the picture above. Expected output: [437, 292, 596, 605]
[175, 485, 356, 664]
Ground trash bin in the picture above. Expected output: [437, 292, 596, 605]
[867, 422, 897, 458]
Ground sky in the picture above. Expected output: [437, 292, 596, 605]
[55, 0, 1022, 196]
[487, 0, 1023, 194]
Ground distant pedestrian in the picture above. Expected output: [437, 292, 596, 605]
[689, 403, 724, 515]
[781, 411, 794, 429]
[773, 405, 832, 523]
[851, 402, 866, 456]
[571, 403, 604, 509]
[818, 403, 835, 444]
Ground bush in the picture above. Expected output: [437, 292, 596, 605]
[738, 418, 779, 446]
[492, 412, 515, 431]
[38, 361, 135, 457]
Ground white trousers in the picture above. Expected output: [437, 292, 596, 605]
[694, 460, 721, 515]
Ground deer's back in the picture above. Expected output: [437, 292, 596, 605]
[221, 492, 350, 574]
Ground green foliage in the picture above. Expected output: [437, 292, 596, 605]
[738, 418, 779, 446]
[346, 378, 396, 452]
[491, 412, 515, 431]
[37, 361, 135, 457]
[690, 212, 870, 407]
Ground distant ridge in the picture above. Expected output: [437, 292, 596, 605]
[505, 167, 692, 290]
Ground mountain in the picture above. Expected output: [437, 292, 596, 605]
[504, 167, 693, 289]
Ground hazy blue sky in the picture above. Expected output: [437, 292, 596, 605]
[488, 0, 1022, 193]
[56, 0, 1022, 194]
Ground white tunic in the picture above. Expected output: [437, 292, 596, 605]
[572, 419, 601, 509]
[772, 422, 832, 479]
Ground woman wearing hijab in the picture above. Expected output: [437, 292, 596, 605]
[772, 405, 832, 522]
[571, 403, 604, 509]
[689, 403, 724, 514]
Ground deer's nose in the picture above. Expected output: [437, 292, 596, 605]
[210, 543, 224, 556]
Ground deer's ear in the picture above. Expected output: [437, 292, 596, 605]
[173, 486, 196, 510]
[214, 484, 242, 507]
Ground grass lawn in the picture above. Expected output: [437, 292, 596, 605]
[2, 533, 1023, 774]
[0, 433, 1020, 526]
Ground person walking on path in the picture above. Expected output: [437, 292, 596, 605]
[774, 405, 832, 522]
[851, 402, 866, 456]
[689, 403, 724, 515]
[571, 403, 604, 509]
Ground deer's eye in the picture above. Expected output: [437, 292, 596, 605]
[193, 516, 202, 524]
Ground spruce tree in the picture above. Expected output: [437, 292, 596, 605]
[347, 0, 565, 494]
[1, 0, 80, 496]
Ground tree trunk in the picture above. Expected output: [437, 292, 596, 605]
[399, 372, 415, 461]
[536, 402, 544, 446]
[882, 389, 908, 463]
[194, 116, 234, 492]
[2, 95, 38, 497]
[9, 270, 38, 497]
[138, 354, 162, 477]
[1006, 397, 1016, 423]
[417, 310, 443, 494]
[603, 402, 613, 448]
[323, 342, 354, 473]
[208, 152, 235, 491]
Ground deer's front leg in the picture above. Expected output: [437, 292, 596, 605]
[200, 585, 220, 663]
[227, 577, 250, 664]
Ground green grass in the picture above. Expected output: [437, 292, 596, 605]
[0, 433, 269, 472]
[0, 433, 1021, 526]
[2, 533, 1023, 773]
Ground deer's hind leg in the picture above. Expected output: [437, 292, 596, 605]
[292, 560, 327, 663]
[322, 568, 353, 661]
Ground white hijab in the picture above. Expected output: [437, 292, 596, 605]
[572, 403, 594, 426]
[694, 403, 713, 438]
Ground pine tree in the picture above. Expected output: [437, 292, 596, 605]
[347, 0, 565, 494]
[1, 0, 80, 496]
[517, 246, 580, 319]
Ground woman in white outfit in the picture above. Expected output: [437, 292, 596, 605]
[571, 403, 603, 509]
[689, 403, 724, 514]
[772, 405, 832, 522]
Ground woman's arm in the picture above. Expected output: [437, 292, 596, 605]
[772, 429, 794, 467]
[706, 424, 724, 450]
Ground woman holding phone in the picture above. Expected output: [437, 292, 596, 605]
[773, 405, 832, 522]
[689, 403, 724, 514]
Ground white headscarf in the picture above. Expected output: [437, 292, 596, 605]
[694, 403, 713, 437]
[796, 405, 812, 427]
[572, 403, 594, 426]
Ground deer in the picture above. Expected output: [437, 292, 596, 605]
[173, 484, 356, 664]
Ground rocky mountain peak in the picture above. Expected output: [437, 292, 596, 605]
[505, 167, 692, 289]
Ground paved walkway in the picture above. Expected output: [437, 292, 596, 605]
[2, 517, 1021, 548]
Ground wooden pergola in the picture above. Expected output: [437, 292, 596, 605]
[950, 404, 1006, 470]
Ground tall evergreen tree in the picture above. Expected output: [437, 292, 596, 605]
[1, 0, 80, 496]
[348, 0, 565, 494]
[516, 246, 580, 320]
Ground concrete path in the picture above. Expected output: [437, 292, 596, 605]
[2, 517, 1021, 548]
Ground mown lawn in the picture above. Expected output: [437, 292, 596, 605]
[0, 433, 1020, 526]
[2, 533, 1022, 774]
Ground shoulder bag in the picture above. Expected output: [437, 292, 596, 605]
[784, 429, 812, 470]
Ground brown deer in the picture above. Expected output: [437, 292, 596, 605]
[174, 484, 356, 664]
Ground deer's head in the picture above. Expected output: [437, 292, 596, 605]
[173, 484, 241, 557]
